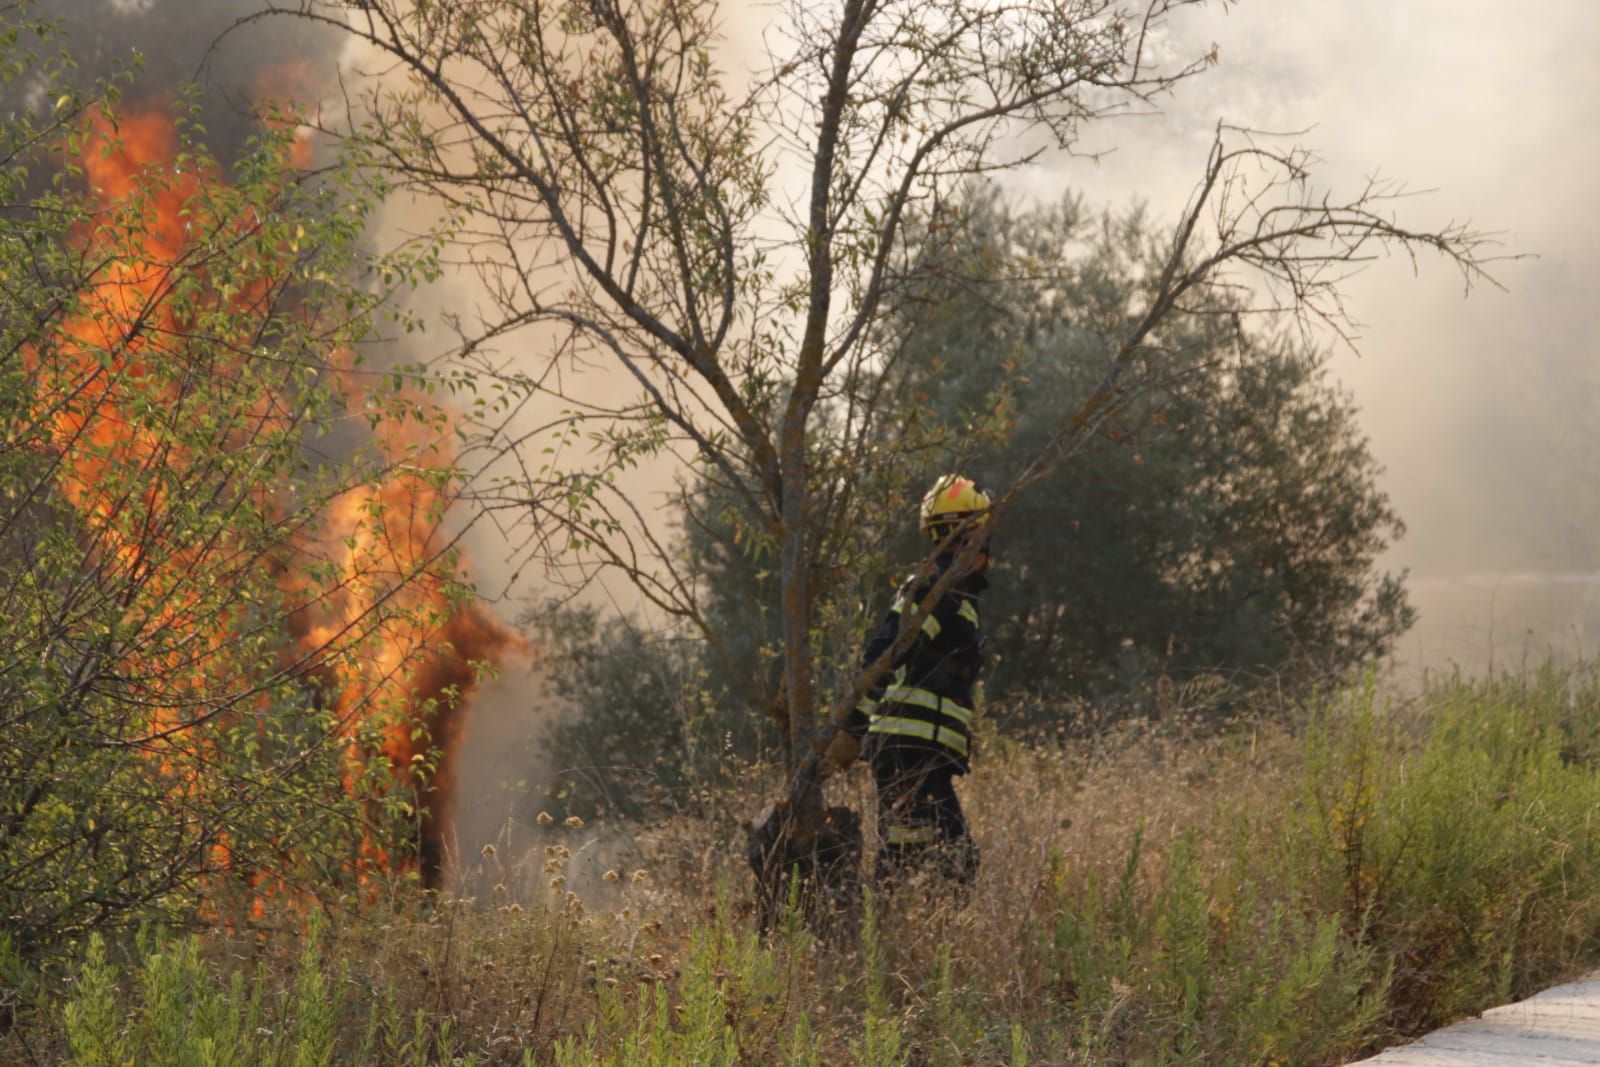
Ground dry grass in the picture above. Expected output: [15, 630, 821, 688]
[21, 666, 1600, 1065]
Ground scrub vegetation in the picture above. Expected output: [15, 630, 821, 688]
[0, 1, 1557, 1064]
[17, 666, 1600, 1064]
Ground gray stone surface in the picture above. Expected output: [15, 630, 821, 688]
[1354, 976, 1600, 1065]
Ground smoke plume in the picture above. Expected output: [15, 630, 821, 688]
[11, 0, 342, 164]
[1002, 0, 1600, 676]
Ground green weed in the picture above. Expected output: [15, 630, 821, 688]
[21, 667, 1600, 1066]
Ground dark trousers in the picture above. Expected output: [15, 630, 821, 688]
[870, 746, 978, 889]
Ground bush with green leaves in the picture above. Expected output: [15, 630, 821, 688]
[532, 603, 778, 819]
[1285, 670, 1600, 1035]
[538, 186, 1414, 806]
[880, 189, 1412, 717]
[0, 12, 452, 964]
[59, 920, 345, 1066]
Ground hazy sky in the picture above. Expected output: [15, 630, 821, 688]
[1008, 2, 1599, 570]
[997, 2, 1600, 670]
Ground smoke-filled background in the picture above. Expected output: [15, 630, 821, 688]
[29, 0, 1598, 866]
[1001, 1, 1600, 680]
[20, 0, 344, 162]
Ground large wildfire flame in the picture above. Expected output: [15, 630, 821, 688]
[41, 102, 514, 894]
[295, 402, 516, 882]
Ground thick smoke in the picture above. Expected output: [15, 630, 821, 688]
[13, 1, 344, 164]
[1002, 0, 1600, 676]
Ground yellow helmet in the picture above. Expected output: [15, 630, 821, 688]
[919, 474, 992, 543]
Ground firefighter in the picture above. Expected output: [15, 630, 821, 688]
[826, 474, 992, 889]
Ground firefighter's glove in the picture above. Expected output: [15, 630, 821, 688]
[822, 730, 861, 777]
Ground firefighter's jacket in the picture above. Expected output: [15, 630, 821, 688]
[844, 562, 987, 773]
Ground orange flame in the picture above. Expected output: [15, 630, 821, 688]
[48, 110, 210, 521]
[295, 398, 518, 884]
[41, 101, 514, 900]
[31, 109, 259, 768]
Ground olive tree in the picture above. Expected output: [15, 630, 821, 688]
[255, 0, 1495, 840]
[884, 191, 1416, 713]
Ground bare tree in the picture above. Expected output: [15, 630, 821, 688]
[253, 0, 1496, 848]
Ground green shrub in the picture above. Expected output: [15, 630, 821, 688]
[23, 667, 1600, 1066]
[1034, 827, 1385, 1064]
[1288, 669, 1600, 1035]
[57, 921, 347, 1066]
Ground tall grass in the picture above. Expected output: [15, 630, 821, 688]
[19, 667, 1600, 1065]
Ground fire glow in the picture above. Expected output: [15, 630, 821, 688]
[40, 102, 513, 894]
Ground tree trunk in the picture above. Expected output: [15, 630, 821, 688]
[777, 431, 825, 831]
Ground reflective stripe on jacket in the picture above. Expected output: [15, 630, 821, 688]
[846, 562, 987, 766]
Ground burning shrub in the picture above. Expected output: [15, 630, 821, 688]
[0, 38, 508, 961]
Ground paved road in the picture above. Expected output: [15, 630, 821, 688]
[1354, 974, 1600, 1065]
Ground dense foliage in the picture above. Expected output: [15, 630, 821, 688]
[538, 190, 1413, 809]
[0, 14, 449, 962]
[886, 191, 1413, 715]
[531, 604, 777, 820]
[20, 668, 1600, 1064]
